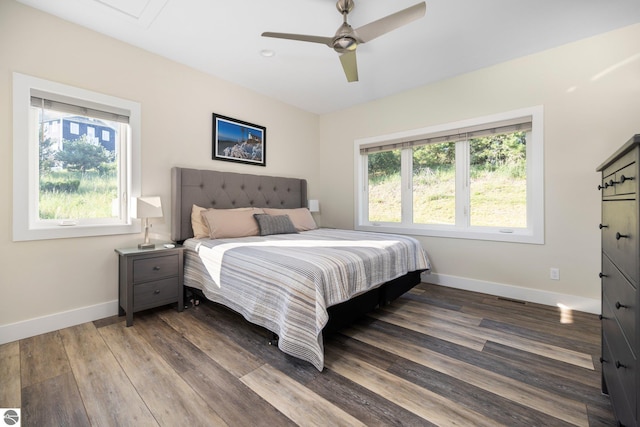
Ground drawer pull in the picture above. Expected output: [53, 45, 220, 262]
[599, 223, 608, 229]
[598, 184, 605, 190]
[599, 272, 608, 278]
[154, 289, 161, 295]
[615, 360, 626, 369]
[615, 232, 629, 240]
[614, 301, 627, 309]
[619, 174, 634, 183]
[153, 266, 161, 271]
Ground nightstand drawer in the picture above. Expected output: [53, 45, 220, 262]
[133, 254, 179, 283]
[134, 277, 180, 311]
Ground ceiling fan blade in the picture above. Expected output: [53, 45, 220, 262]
[355, 2, 426, 43]
[339, 50, 358, 82]
[261, 32, 333, 47]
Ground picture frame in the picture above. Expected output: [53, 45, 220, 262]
[212, 113, 266, 167]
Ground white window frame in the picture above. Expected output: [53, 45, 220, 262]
[354, 106, 544, 244]
[12, 72, 142, 241]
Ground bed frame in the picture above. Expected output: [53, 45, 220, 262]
[171, 166, 422, 335]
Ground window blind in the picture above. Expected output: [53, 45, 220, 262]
[360, 116, 532, 154]
[30, 89, 130, 124]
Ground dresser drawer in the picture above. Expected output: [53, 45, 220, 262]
[133, 277, 180, 311]
[602, 173, 617, 197]
[602, 146, 637, 182]
[602, 256, 637, 350]
[602, 200, 638, 284]
[602, 335, 636, 427]
[133, 253, 179, 283]
[613, 162, 638, 196]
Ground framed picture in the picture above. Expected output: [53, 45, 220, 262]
[212, 113, 266, 167]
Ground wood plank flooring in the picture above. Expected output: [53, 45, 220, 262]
[0, 283, 616, 426]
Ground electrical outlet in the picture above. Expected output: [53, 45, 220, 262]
[550, 268, 560, 280]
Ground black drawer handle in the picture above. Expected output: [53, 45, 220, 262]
[609, 179, 619, 186]
[615, 232, 629, 240]
[600, 356, 606, 364]
[615, 360, 626, 369]
[599, 224, 608, 229]
[599, 314, 604, 320]
[619, 174, 634, 183]
[598, 184, 605, 190]
[154, 289, 161, 295]
[615, 301, 627, 309]
[599, 272, 607, 278]
[153, 266, 161, 271]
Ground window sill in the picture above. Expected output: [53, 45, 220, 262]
[13, 222, 140, 242]
[355, 223, 543, 244]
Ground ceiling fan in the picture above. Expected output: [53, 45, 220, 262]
[261, 0, 427, 83]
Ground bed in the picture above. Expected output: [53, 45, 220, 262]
[171, 167, 430, 370]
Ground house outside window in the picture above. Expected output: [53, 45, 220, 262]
[354, 106, 544, 244]
[12, 72, 141, 241]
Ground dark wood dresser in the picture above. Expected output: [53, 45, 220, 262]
[597, 134, 640, 427]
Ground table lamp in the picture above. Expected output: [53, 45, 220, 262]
[133, 196, 163, 249]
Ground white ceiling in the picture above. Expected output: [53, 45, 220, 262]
[17, 0, 640, 114]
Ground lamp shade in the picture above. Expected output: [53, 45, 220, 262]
[308, 199, 320, 213]
[132, 196, 163, 219]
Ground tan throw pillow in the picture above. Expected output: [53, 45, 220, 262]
[200, 207, 264, 239]
[263, 207, 317, 231]
[191, 205, 210, 239]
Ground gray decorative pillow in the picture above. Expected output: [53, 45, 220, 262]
[253, 214, 298, 236]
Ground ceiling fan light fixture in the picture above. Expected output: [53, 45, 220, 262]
[333, 36, 357, 53]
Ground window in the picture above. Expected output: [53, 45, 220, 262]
[354, 107, 544, 244]
[13, 72, 141, 241]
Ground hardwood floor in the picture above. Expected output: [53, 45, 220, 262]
[1, 283, 616, 426]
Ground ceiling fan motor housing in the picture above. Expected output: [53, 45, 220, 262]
[336, 0, 355, 14]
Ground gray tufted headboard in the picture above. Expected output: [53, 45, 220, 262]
[171, 167, 308, 242]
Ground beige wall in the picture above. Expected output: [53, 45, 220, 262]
[318, 23, 640, 306]
[0, 1, 319, 330]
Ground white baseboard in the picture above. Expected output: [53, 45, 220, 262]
[422, 272, 600, 315]
[0, 300, 119, 345]
[0, 273, 601, 345]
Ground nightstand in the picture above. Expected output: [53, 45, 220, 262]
[115, 245, 184, 326]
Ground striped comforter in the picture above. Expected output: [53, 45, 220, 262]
[183, 228, 430, 370]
